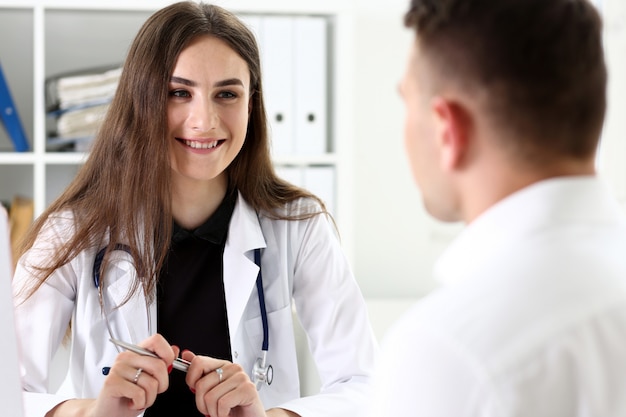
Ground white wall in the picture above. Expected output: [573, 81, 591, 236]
[597, 0, 626, 205]
[349, 1, 460, 301]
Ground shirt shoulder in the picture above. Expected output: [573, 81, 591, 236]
[372, 295, 503, 417]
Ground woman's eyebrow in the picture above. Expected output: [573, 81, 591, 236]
[170, 76, 244, 88]
[213, 78, 244, 88]
[170, 75, 196, 87]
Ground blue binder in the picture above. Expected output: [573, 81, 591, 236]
[0, 62, 29, 152]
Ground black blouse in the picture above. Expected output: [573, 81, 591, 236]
[145, 190, 237, 417]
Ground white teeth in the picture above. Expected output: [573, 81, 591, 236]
[183, 140, 219, 149]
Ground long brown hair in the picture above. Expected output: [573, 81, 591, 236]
[18, 2, 326, 303]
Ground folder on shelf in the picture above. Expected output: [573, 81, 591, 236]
[303, 165, 335, 215]
[0, 62, 30, 152]
[294, 17, 328, 156]
[45, 65, 121, 111]
[45, 65, 120, 152]
[261, 16, 295, 157]
[274, 164, 336, 216]
[275, 165, 304, 187]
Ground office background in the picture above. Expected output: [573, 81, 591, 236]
[0, 0, 624, 395]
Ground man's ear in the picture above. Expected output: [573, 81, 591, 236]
[432, 96, 472, 171]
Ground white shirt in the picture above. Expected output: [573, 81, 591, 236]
[370, 176, 626, 417]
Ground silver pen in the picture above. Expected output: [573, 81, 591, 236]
[109, 337, 190, 372]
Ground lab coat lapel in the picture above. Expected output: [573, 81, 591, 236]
[104, 254, 152, 344]
[223, 193, 266, 345]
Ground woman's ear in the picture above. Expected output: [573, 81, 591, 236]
[432, 96, 472, 171]
[248, 91, 254, 116]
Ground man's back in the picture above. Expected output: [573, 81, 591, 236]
[372, 177, 626, 416]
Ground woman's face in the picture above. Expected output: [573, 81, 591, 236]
[167, 35, 251, 186]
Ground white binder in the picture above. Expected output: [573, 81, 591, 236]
[0, 207, 25, 417]
[261, 16, 295, 157]
[293, 17, 328, 156]
[275, 165, 335, 216]
[303, 165, 335, 216]
[275, 165, 304, 187]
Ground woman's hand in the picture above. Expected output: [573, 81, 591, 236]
[46, 334, 178, 417]
[183, 350, 267, 417]
[92, 334, 178, 417]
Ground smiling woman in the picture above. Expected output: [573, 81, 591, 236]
[11, 2, 377, 417]
[167, 35, 251, 208]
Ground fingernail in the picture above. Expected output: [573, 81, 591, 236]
[190, 387, 196, 394]
[168, 364, 173, 374]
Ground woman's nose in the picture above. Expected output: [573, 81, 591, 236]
[189, 97, 218, 131]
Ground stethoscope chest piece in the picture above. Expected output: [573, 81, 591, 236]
[253, 354, 273, 390]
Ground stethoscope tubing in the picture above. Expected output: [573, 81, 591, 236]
[254, 248, 269, 353]
[93, 244, 272, 387]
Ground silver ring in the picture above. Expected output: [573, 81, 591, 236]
[215, 367, 224, 383]
[133, 368, 143, 384]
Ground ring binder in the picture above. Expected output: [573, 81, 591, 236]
[0, 61, 29, 152]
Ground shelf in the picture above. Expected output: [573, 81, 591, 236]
[0, 153, 37, 164]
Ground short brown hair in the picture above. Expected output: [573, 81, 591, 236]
[405, 0, 606, 163]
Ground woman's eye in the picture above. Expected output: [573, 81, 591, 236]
[169, 89, 190, 98]
[217, 91, 237, 99]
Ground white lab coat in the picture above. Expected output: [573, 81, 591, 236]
[13, 193, 377, 417]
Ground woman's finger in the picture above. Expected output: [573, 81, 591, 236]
[191, 362, 261, 417]
[138, 333, 177, 367]
[211, 379, 264, 417]
[114, 351, 170, 394]
[182, 350, 231, 391]
[99, 367, 148, 411]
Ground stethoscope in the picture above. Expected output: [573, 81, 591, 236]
[93, 244, 273, 390]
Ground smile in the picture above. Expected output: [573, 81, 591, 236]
[179, 139, 224, 149]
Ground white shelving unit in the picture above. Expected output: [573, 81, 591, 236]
[0, 0, 356, 256]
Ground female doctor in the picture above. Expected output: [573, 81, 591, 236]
[12, 2, 377, 417]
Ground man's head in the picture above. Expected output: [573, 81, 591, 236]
[400, 0, 606, 221]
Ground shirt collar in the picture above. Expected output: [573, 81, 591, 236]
[172, 188, 238, 245]
[433, 176, 617, 288]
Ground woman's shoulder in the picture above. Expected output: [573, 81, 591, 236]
[39, 209, 78, 237]
[257, 195, 327, 220]
[33, 209, 102, 251]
